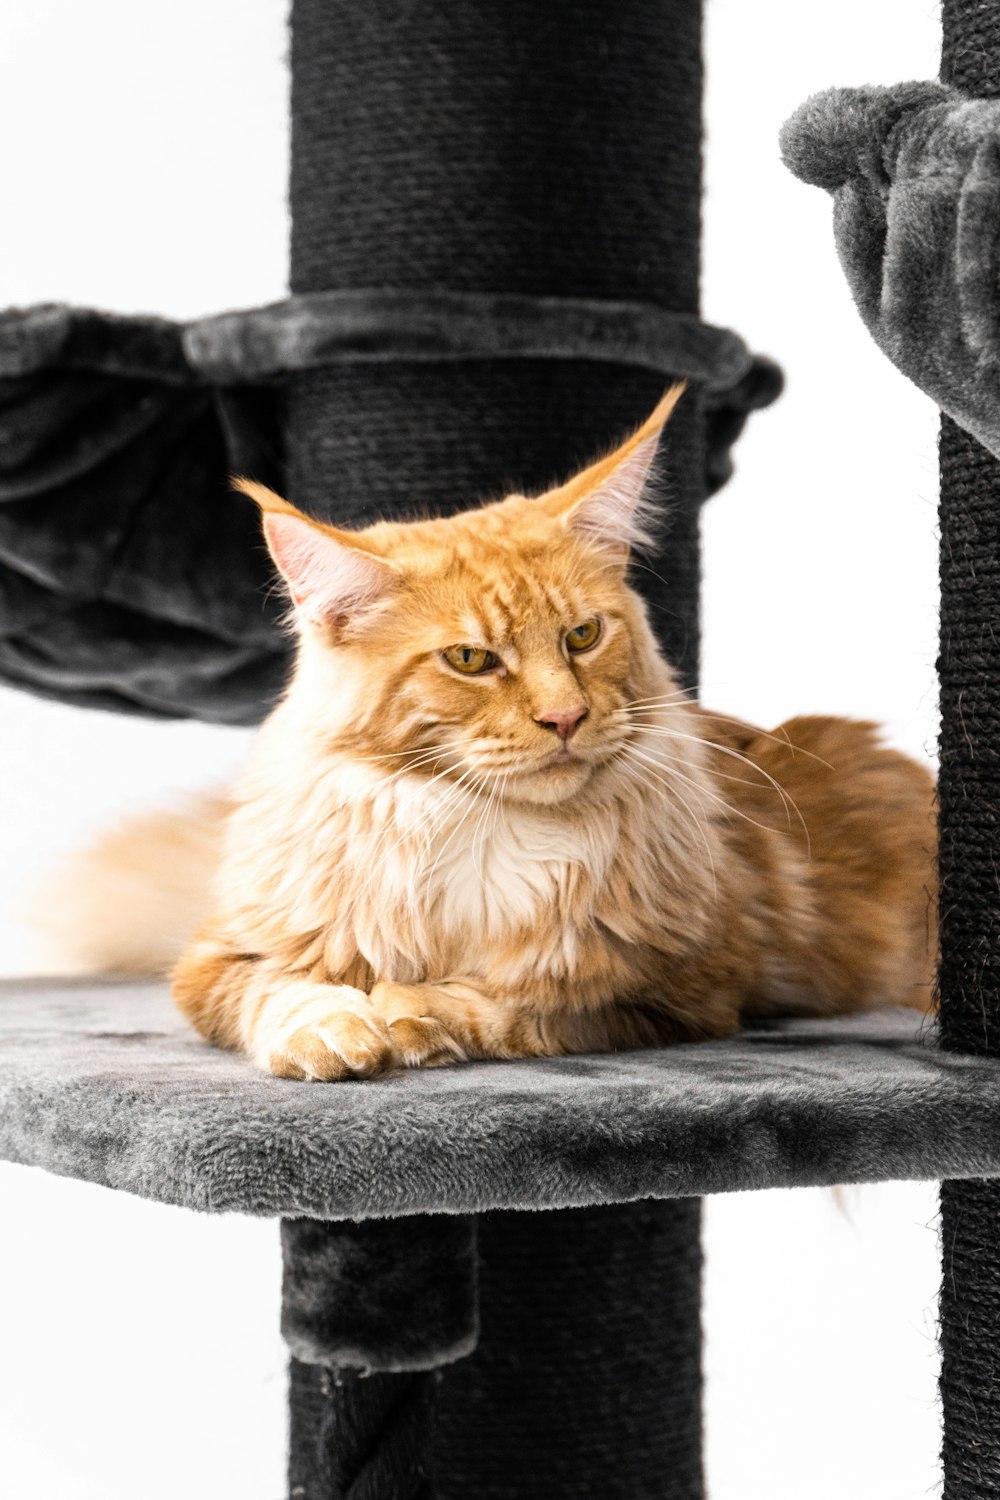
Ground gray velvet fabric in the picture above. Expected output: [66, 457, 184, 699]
[185, 291, 761, 387]
[281, 1214, 479, 1372]
[780, 82, 1000, 457]
[1, 978, 995, 1219]
[1, 294, 767, 388]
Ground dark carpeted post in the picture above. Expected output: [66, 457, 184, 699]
[288, 1362, 438, 1500]
[284, 0, 708, 1494]
[282, 1215, 479, 1500]
[938, 7, 1000, 1496]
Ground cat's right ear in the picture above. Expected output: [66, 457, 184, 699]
[233, 479, 398, 629]
[536, 383, 685, 564]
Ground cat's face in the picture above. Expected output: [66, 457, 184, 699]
[239, 385, 684, 807]
[308, 499, 666, 807]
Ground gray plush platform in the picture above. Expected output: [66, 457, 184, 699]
[1, 978, 996, 1218]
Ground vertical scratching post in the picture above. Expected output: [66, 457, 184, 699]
[938, 7, 1000, 1495]
[283, 0, 710, 1493]
[287, 0, 707, 687]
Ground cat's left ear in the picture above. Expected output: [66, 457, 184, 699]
[538, 382, 685, 563]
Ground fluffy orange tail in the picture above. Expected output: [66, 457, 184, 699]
[21, 793, 228, 977]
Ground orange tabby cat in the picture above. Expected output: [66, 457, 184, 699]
[164, 384, 936, 1080]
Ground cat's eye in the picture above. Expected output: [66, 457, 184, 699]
[442, 645, 499, 675]
[565, 618, 602, 654]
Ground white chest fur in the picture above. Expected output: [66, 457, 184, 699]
[341, 769, 619, 983]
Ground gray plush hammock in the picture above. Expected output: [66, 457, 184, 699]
[3, 0, 999, 1495]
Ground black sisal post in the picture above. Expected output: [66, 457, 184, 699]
[436, 1201, 703, 1500]
[285, 0, 708, 1494]
[938, 7, 1000, 1497]
[286, 0, 706, 688]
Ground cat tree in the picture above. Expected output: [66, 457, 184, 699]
[0, 0, 996, 1494]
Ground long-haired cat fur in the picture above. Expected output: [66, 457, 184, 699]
[41, 385, 937, 1079]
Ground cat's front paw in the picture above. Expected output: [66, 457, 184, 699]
[256, 983, 395, 1081]
[369, 981, 469, 1070]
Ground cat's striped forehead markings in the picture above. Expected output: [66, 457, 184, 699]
[450, 602, 514, 664]
[454, 571, 586, 660]
[371, 489, 614, 588]
[475, 584, 518, 647]
[538, 577, 573, 622]
[367, 492, 540, 558]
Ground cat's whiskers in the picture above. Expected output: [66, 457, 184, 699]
[385, 750, 507, 880]
[604, 700, 692, 736]
[614, 746, 719, 898]
[399, 773, 484, 915]
[352, 786, 453, 914]
[422, 768, 495, 896]
[356, 735, 496, 768]
[378, 760, 475, 856]
[351, 748, 468, 845]
[469, 774, 498, 884]
[348, 736, 504, 867]
[355, 747, 444, 765]
[644, 750, 793, 794]
[457, 735, 530, 771]
[462, 755, 524, 773]
[354, 758, 478, 914]
[361, 754, 456, 798]
[625, 741, 800, 842]
[471, 768, 509, 888]
[640, 746, 804, 841]
[626, 720, 809, 845]
[349, 780, 475, 934]
[618, 689, 696, 711]
[617, 697, 834, 776]
[687, 711, 836, 770]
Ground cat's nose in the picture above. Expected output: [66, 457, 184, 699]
[536, 705, 589, 742]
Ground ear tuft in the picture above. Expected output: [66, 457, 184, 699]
[539, 382, 685, 561]
[233, 478, 396, 627]
[566, 431, 663, 556]
[232, 476, 300, 519]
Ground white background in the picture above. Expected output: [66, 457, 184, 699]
[0, 2, 944, 1496]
